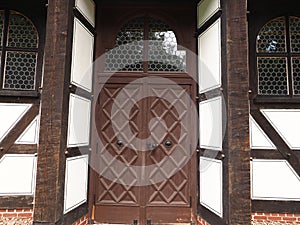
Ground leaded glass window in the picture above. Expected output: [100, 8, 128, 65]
[256, 16, 300, 96]
[105, 16, 186, 72]
[0, 10, 39, 92]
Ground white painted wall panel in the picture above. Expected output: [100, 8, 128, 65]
[251, 159, 300, 200]
[198, 19, 221, 93]
[70, 18, 94, 92]
[261, 109, 300, 150]
[197, 0, 220, 28]
[75, 0, 95, 27]
[67, 94, 91, 147]
[15, 116, 40, 144]
[249, 115, 276, 149]
[64, 155, 89, 214]
[200, 157, 223, 217]
[0, 103, 32, 142]
[0, 154, 37, 195]
[199, 96, 222, 150]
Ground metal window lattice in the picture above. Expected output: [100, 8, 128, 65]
[0, 11, 4, 47]
[290, 17, 300, 53]
[105, 17, 144, 71]
[7, 12, 38, 48]
[105, 17, 185, 72]
[148, 18, 186, 72]
[258, 57, 288, 95]
[292, 57, 300, 95]
[3, 51, 37, 90]
[257, 17, 286, 53]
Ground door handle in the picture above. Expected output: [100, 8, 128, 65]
[147, 142, 158, 150]
[165, 140, 172, 147]
[116, 140, 123, 147]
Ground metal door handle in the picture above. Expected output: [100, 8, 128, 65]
[165, 140, 172, 147]
[116, 140, 123, 147]
[147, 142, 158, 149]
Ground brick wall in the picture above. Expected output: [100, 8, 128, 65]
[198, 213, 300, 225]
[197, 215, 211, 225]
[252, 213, 300, 225]
[72, 214, 89, 225]
[0, 208, 33, 225]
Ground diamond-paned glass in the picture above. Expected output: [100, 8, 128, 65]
[105, 17, 144, 71]
[258, 57, 288, 95]
[7, 12, 38, 48]
[289, 17, 300, 53]
[292, 57, 300, 95]
[148, 18, 186, 72]
[257, 17, 286, 53]
[0, 11, 4, 47]
[3, 51, 37, 90]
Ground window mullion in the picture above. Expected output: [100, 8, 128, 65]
[0, 10, 10, 90]
[143, 16, 149, 73]
[285, 16, 294, 96]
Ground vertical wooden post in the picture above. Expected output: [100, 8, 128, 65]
[223, 0, 251, 224]
[33, 0, 73, 224]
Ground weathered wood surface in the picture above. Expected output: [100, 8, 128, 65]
[224, 0, 251, 224]
[33, 0, 73, 223]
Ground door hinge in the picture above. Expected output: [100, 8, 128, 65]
[190, 196, 192, 208]
[93, 194, 96, 204]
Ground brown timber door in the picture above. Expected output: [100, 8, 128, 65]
[92, 76, 195, 224]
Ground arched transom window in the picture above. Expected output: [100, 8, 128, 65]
[0, 10, 39, 92]
[256, 16, 300, 96]
[105, 16, 186, 72]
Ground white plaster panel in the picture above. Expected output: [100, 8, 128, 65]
[67, 94, 91, 147]
[261, 109, 300, 150]
[249, 115, 276, 149]
[198, 19, 221, 93]
[75, 0, 95, 27]
[71, 18, 94, 92]
[15, 115, 40, 144]
[200, 157, 223, 217]
[64, 155, 89, 214]
[251, 159, 300, 200]
[199, 96, 222, 150]
[0, 154, 37, 196]
[197, 0, 220, 28]
[0, 103, 32, 142]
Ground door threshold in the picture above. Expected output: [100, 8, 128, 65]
[92, 224, 192, 225]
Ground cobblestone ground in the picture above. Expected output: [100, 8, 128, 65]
[0, 217, 33, 225]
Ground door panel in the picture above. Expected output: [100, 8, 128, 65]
[145, 84, 192, 224]
[94, 83, 143, 223]
[92, 79, 194, 224]
[145, 84, 191, 206]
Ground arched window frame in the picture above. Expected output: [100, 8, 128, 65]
[255, 15, 300, 99]
[0, 10, 42, 97]
[105, 16, 186, 73]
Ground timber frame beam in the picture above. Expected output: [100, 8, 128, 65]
[223, 0, 251, 224]
[33, 0, 74, 224]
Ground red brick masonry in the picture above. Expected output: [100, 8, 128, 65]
[73, 214, 89, 225]
[252, 212, 300, 224]
[0, 208, 33, 224]
[197, 216, 210, 225]
[198, 213, 300, 225]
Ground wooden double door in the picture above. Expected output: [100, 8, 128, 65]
[91, 75, 197, 225]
